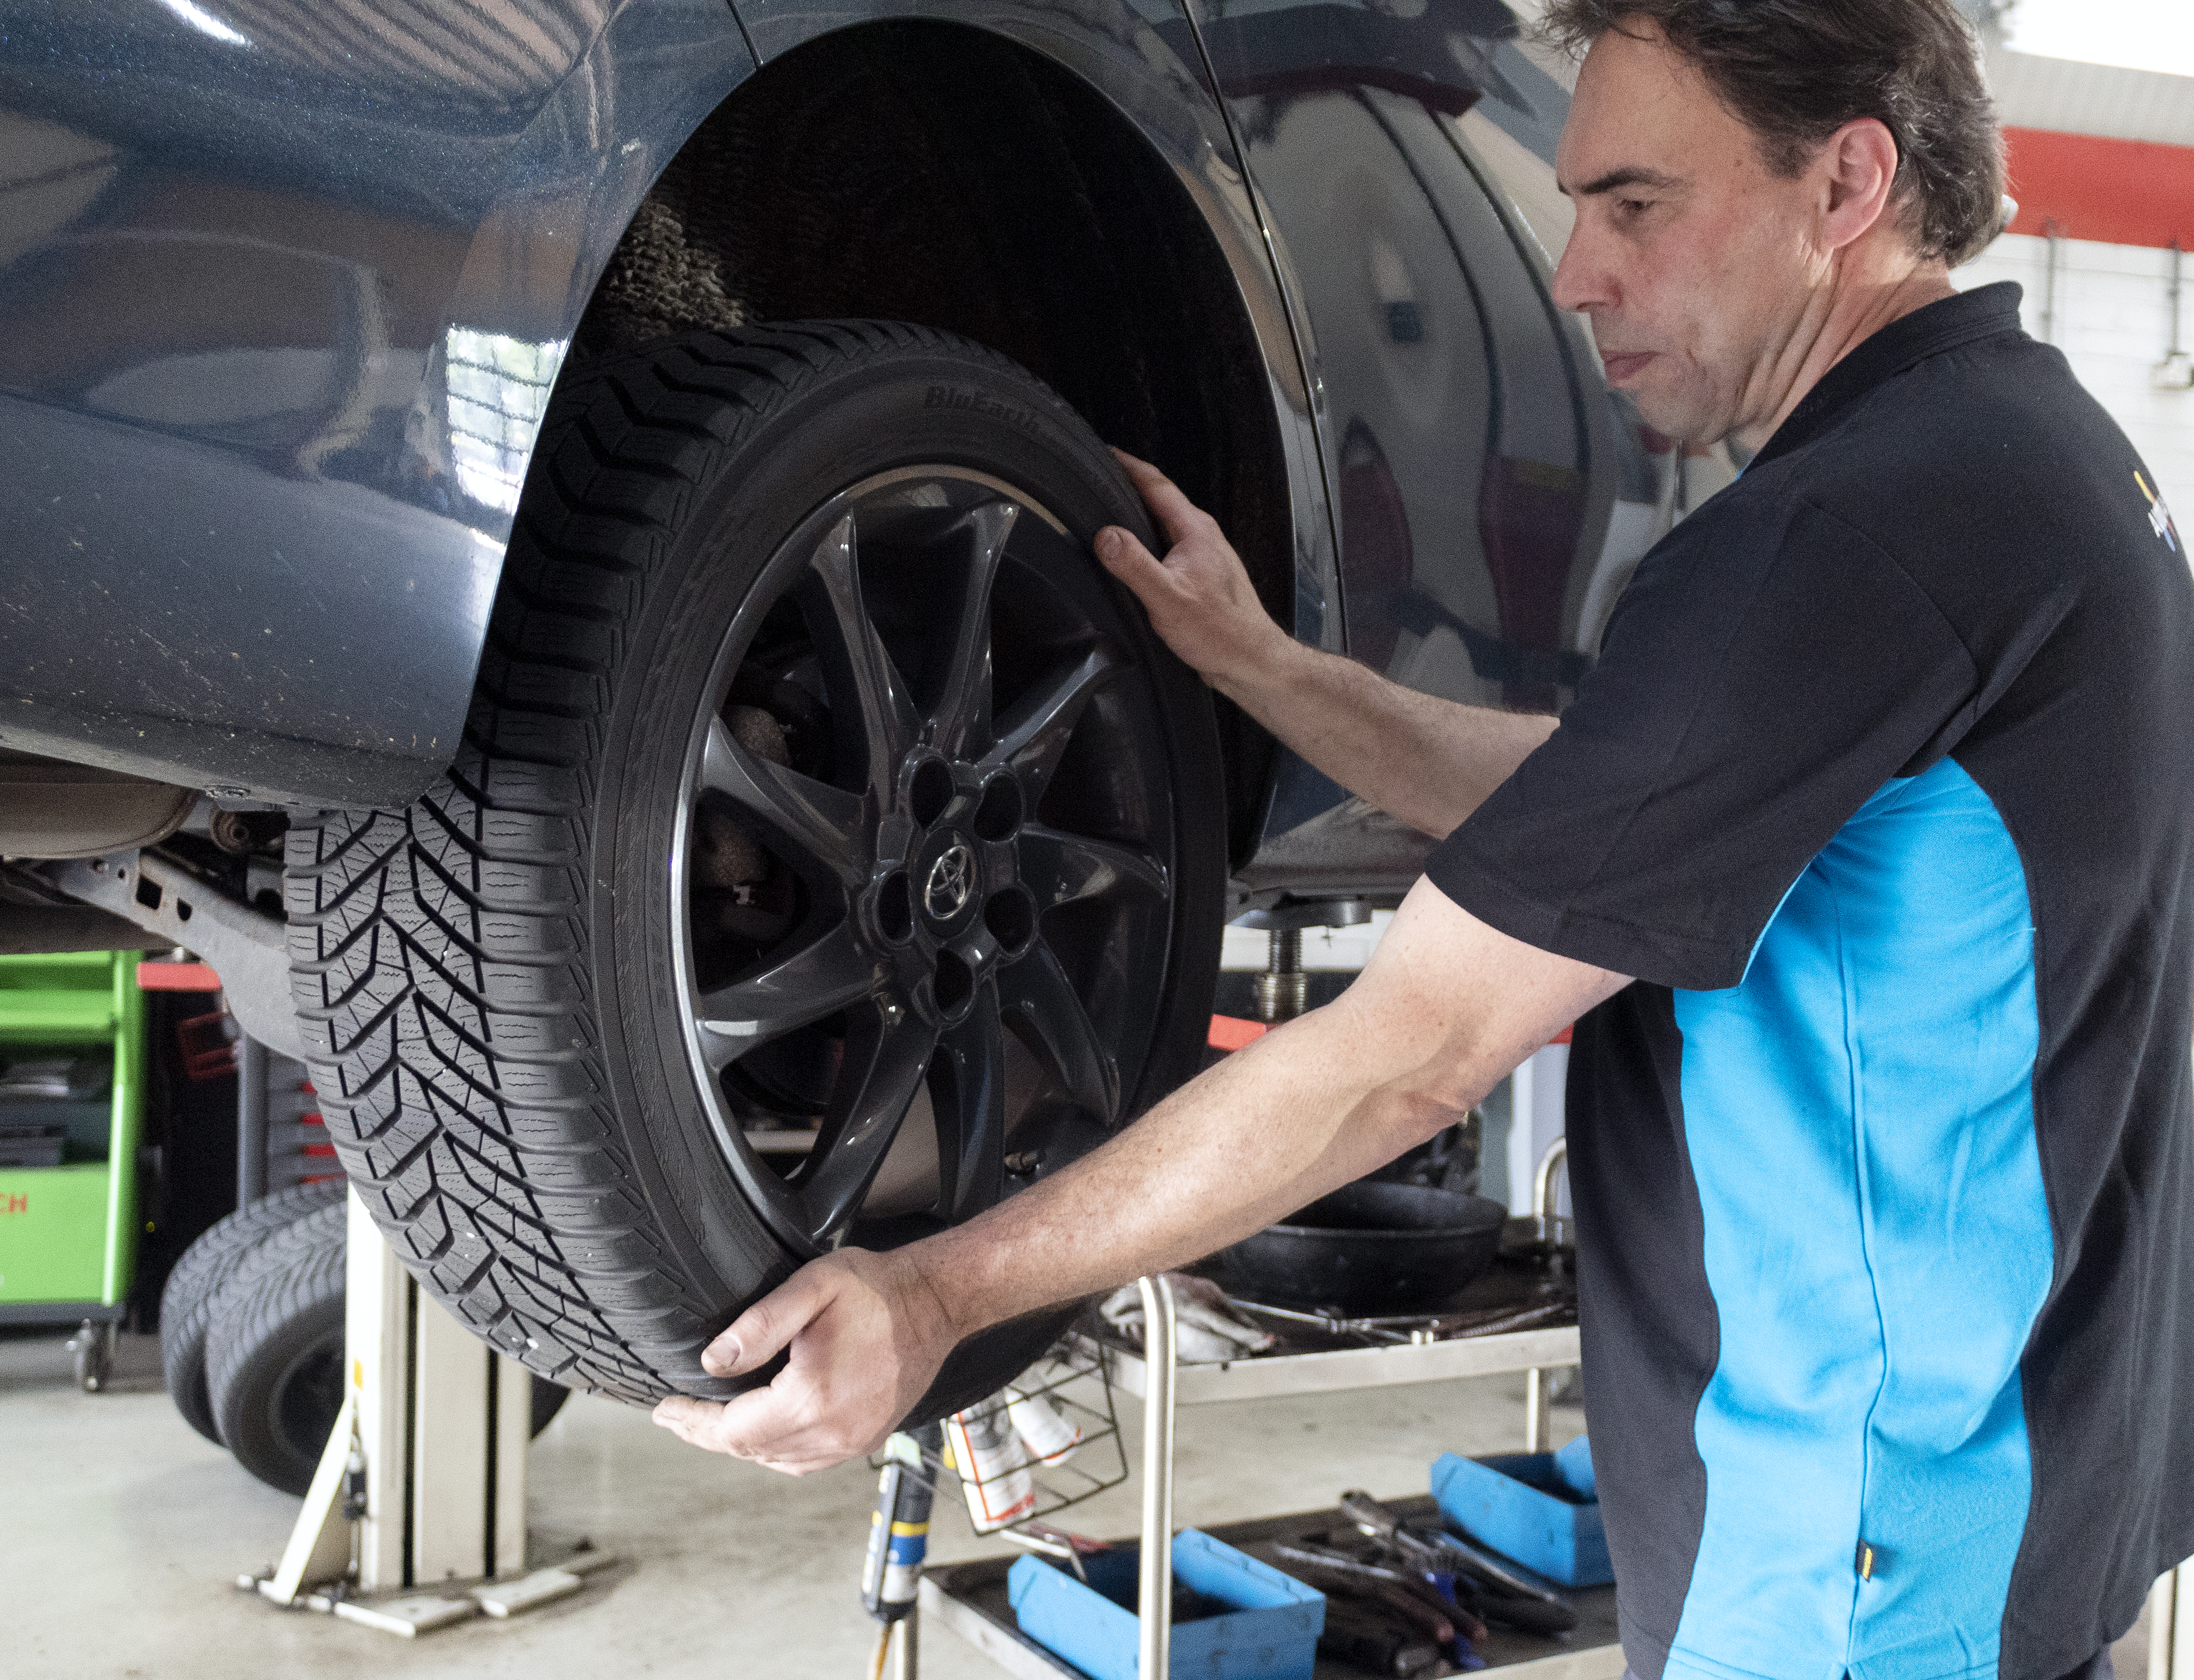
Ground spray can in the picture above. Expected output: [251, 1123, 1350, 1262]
[1005, 1386, 1082, 1467]
[861, 1426, 939, 1622]
[944, 1394, 1037, 1532]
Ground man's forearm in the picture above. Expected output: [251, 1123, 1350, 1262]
[905, 989, 1470, 1343]
[1219, 638, 1556, 839]
[656, 882, 1628, 1471]
[902, 881, 1622, 1344]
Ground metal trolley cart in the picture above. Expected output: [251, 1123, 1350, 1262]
[917, 1252, 1621, 1680]
[0, 951, 147, 1389]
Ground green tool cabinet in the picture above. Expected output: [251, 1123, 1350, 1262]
[0, 952, 146, 1386]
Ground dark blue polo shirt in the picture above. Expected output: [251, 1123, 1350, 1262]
[1428, 284, 2194, 1680]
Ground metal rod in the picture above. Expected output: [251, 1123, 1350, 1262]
[888, 1606, 918, 1680]
[2170, 241, 2185, 360]
[238, 1034, 268, 1208]
[2042, 219, 2066, 345]
[1525, 1134, 1567, 1452]
[2148, 1566, 2175, 1680]
[1532, 1135, 1568, 1223]
[1137, 1275, 1177, 1680]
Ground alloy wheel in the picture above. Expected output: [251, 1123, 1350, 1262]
[672, 467, 1178, 1256]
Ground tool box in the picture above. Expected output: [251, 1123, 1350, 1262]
[0, 952, 146, 1384]
[1430, 1438, 1610, 1588]
[1007, 1528, 1325, 1680]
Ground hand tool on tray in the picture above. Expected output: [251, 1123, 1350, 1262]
[1267, 1541, 1489, 1643]
[1317, 1599, 1448, 1678]
[1337, 1491, 1579, 1636]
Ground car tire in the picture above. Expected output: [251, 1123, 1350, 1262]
[284, 321, 1225, 1417]
[159, 1179, 346, 1445]
[204, 1202, 576, 1495]
[205, 1201, 350, 1495]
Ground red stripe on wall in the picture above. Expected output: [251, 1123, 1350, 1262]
[2002, 127, 2194, 251]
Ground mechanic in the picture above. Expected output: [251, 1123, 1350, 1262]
[655, 2, 2194, 1675]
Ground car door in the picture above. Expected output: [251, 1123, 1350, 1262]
[1190, 0, 1675, 894]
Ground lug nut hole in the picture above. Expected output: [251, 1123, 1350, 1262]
[878, 871, 913, 943]
[984, 885, 1038, 956]
[934, 949, 975, 1017]
[972, 774, 1023, 842]
[909, 758, 955, 828]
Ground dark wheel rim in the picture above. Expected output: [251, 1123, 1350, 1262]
[672, 467, 1176, 1257]
[272, 1334, 346, 1469]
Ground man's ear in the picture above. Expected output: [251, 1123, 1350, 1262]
[1817, 117, 1901, 252]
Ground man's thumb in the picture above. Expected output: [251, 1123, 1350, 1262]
[1093, 526, 1162, 589]
[702, 1269, 828, 1377]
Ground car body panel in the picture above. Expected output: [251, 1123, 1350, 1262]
[0, 0, 1676, 910]
[0, 0, 753, 806]
[1184, 0, 1641, 893]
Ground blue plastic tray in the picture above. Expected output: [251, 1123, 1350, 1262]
[1431, 1438, 1612, 1587]
[1007, 1527, 1325, 1680]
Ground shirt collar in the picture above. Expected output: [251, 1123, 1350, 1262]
[1747, 282, 2026, 471]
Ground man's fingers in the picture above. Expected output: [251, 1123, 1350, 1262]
[702, 1264, 836, 1377]
[1108, 446, 1213, 547]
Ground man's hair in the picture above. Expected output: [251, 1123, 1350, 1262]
[1539, 0, 2005, 266]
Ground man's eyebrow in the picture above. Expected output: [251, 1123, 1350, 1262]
[1560, 165, 1685, 198]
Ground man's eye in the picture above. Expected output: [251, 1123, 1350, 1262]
[1618, 198, 1652, 216]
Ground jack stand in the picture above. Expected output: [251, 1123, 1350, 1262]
[248, 1189, 604, 1633]
[1236, 899, 1370, 1024]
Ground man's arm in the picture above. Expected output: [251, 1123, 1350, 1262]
[1093, 452, 1557, 839]
[653, 879, 1628, 1473]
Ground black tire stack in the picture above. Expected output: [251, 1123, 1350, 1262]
[160, 1185, 570, 1496]
[159, 1180, 345, 1450]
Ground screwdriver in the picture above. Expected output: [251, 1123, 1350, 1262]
[862, 1425, 943, 1623]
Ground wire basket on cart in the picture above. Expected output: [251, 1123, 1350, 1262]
[877, 1336, 1127, 1535]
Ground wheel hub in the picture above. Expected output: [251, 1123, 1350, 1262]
[921, 838, 977, 923]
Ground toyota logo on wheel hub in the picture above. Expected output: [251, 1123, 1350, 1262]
[924, 842, 975, 920]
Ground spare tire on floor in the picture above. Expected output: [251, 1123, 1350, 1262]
[284, 322, 1226, 1422]
[159, 1179, 346, 1445]
[204, 1202, 574, 1496]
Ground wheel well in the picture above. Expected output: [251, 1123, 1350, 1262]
[571, 20, 1283, 865]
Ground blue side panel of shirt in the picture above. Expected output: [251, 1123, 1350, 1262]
[1664, 758, 2054, 1680]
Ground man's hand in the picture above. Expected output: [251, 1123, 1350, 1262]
[1094, 449, 1292, 695]
[650, 1246, 957, 1475]
[1095, 448, 1554, 838]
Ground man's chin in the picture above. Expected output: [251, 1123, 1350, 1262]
[1627, 389, 1729, 452]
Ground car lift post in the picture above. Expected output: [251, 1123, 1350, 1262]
[257, 1189, 530, 1619]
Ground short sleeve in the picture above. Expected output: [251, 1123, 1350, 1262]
[1425, 495, 1978, 991]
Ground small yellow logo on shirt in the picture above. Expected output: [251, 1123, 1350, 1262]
[2138, 471, 2180, 553]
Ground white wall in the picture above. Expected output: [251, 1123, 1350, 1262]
[1956, 232, 2194, 524]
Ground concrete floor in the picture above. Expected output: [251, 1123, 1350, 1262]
[0, 1328, 2149, 1679]
[0, 1326, 1589, 1680]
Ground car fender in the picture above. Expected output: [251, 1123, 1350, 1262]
[0, 0, 755, 809]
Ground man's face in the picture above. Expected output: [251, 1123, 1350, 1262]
[1552, 21, 1831, 445]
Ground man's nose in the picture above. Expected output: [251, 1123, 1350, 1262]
[1551, 225, 1613, 315]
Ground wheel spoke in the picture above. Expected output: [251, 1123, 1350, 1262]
[694, 920, 880, 1066]
[802, 513, 919, 801]
[791, 1011, 941, 1245]
[998, 940, 1120, 1123]
[983, 644, 1122, 807]
[927, 501, 1016, 757]
[1016, 824, 1168, 912]
[699, 715, 867, 889]
[931, 986, 1006, 1221]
